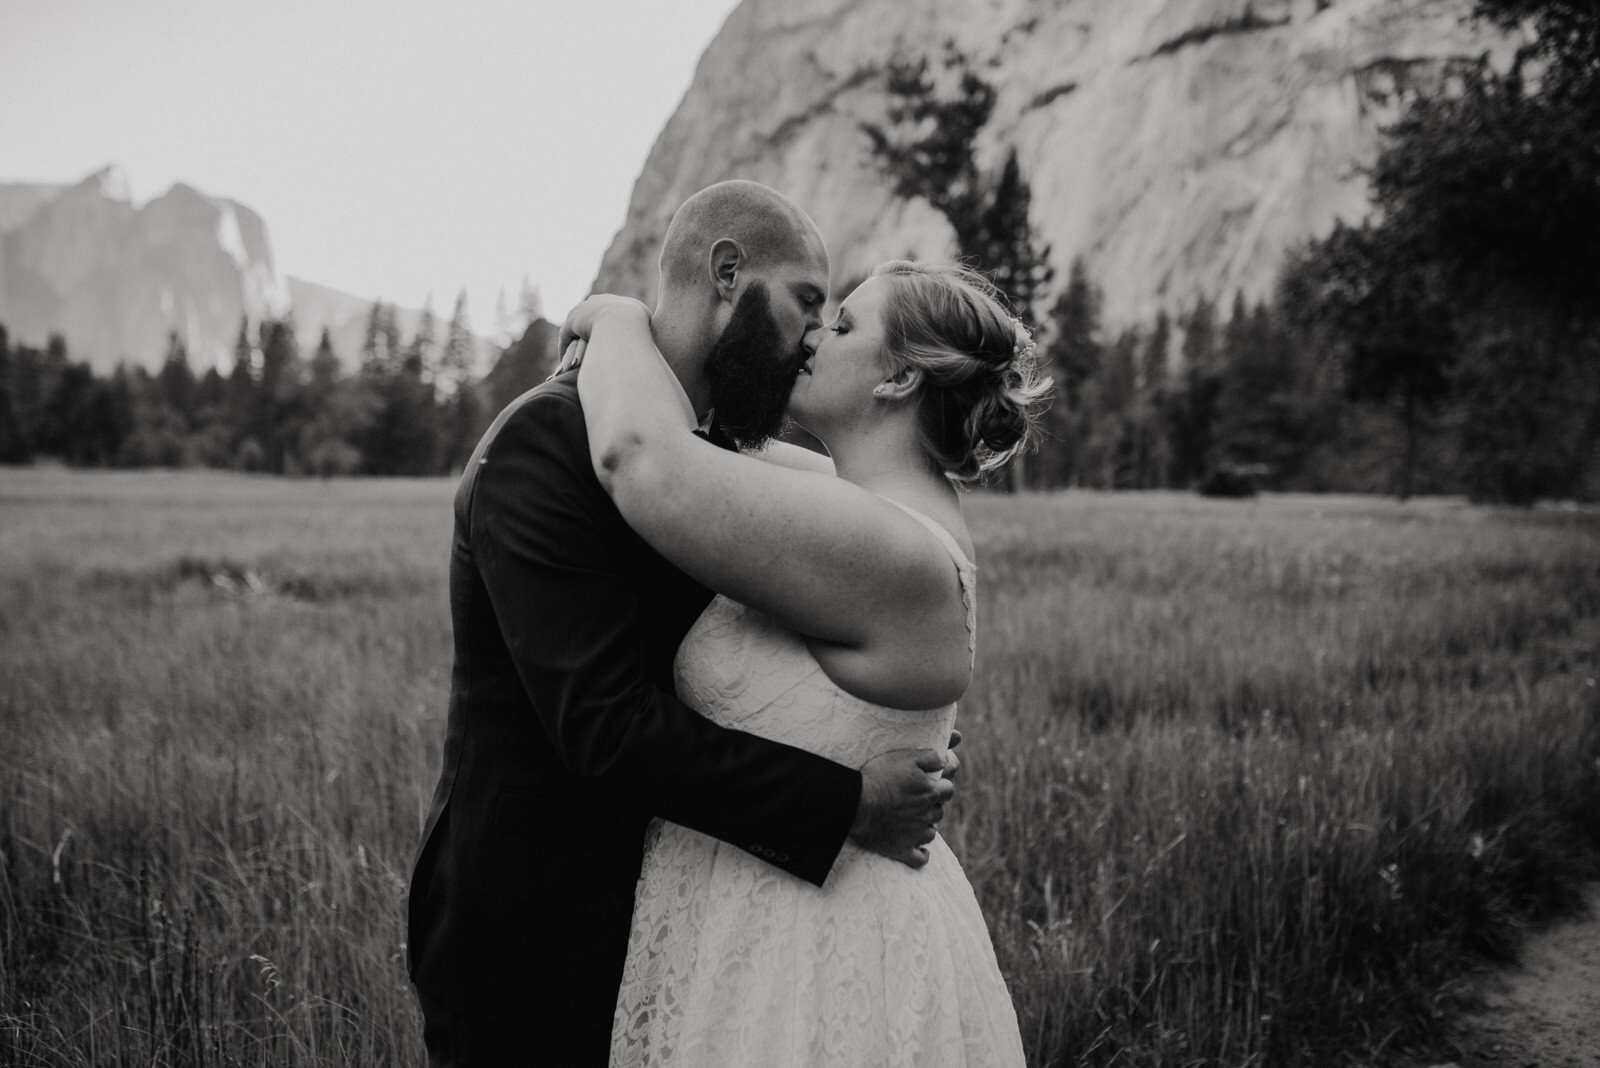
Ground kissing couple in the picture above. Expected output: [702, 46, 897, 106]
[407, 180, 1049, 1066]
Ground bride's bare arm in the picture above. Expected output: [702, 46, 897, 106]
[576, 302, 964, 705]
[749, 440, 835, 475]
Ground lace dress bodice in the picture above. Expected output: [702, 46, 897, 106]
[672, 504, 973, 773]
[610, 504, 1024, 1067]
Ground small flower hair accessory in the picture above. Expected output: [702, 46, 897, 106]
[1009, 316, 1037, 362]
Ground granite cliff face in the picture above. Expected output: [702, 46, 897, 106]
[0, 167, 291, 370]
[593, 0, 1513, 328]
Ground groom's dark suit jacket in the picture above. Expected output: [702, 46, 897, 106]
[407, 372, 862, 1029]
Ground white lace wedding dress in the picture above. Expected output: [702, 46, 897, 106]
[610, 505, 1026, 1067]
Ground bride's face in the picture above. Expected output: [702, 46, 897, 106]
[788, 276, 894, 436]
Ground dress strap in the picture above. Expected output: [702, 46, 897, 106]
[883, 499, 977, 662]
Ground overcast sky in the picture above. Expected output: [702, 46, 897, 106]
[0, 0, 742, 328]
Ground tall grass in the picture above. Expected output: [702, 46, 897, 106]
[2, 471, 1597, 1066]
[953, 493, 1600, 1065]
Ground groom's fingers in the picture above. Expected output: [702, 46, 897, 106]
[851, 748, 956, 868]
[889, 822, 936, 868]
[889, 845, 930, 869]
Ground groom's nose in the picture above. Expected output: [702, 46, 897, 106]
[803, 301, 824, 334]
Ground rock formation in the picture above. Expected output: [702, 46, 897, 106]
[0, 168, 485, 372]
[0, 167, 290, 370]
[593, 0, 1514, 329]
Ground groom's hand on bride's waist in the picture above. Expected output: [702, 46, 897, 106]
[849, 748, 957, 869]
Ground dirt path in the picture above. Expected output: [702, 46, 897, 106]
[1430, 887, 1600, 1067]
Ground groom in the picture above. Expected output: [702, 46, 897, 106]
[407, 180, 956, 1065]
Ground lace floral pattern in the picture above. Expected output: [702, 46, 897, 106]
[610, 509, 1024, 1067]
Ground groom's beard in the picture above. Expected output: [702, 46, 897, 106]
[703, 282, 802, 450]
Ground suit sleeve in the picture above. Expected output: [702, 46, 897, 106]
[474, 389, 861, 886]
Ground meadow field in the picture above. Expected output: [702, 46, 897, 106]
[2, 468, 1597, 1067]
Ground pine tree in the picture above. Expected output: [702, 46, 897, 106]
[1280, 224, 1454, 499]
[440, 290, 475, 394]
[860, 50, 992, 251]
[973, 150, 1054, 327]
[309, 327, 340, 394]
[1134, 314, 1175, 487]
[97, 366, 136, 466]
[861, 47, 1053, 327]
[256, 317, 301, 472]
[404, 298, 438, 380]
[439, 290, 487, 472]
[518, 277, 544, 327]
[1045, 259, 1102, 404]
[1213, 296, 1289, 484]
[360, 301, 402, 376]
[1141, 312, 1172, 393]
[258, 317, 297, 401]
[441, 384, 487, 474]
[494, 287, 514, 348]
[158, 330, 197, 430]
[197, 366, 226, 413]
[1167, 297, 1222, 489]
[226, 315, 257, 451]
[299, 328, 366, 477]
[1035, 258, 1103, 487]
[0, 323, 27, 463]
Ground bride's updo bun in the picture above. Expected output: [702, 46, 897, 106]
[871, 260, 1052, 483]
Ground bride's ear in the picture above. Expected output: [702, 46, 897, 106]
[708, 239, 745, 304]
[872, 365, 922, 403]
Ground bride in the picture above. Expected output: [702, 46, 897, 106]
[563, 258, 1046, 1066]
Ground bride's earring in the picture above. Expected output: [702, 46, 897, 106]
[872, 384, 891, 398]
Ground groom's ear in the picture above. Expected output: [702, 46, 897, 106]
[708, 239, 745, 304]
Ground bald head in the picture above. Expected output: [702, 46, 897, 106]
[658, 180, 827, 295]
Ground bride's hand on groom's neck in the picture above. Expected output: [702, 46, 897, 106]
[556, 293, 652, 357]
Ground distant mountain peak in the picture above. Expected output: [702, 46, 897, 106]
[215, 202, 249, 270]
[0, 167, 290, 368]
[1, 165, 491, 372]
[154, 181, 212, 207]
[80, 164, 131, 203]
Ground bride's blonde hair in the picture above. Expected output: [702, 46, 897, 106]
[871, 260, 1052, 482]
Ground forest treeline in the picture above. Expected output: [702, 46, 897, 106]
[0, 295, 561, 478]
[863, 0, 1599, 503]
[1, 0, 1594, 501]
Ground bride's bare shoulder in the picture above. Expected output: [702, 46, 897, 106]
[881, 489, 976, 567]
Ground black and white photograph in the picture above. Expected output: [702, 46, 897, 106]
[2, 1, 1597, 1065]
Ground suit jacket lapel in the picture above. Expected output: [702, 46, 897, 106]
[699, 421, 738, 452]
